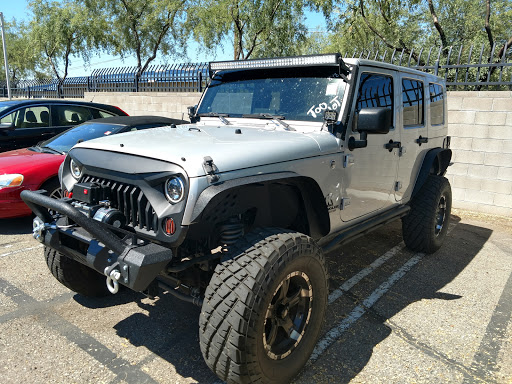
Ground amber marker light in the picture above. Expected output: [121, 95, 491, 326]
[164, 218, 176, 235]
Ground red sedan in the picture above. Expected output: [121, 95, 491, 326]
[0, 116, 186, 219]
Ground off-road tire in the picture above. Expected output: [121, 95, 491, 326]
[402, 175, 452, 253]
[45, 246, 110, 297]
[199, 228, 328, 384]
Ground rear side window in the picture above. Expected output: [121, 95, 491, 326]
[98, 110, 116, 118]
[429, 83, 444, 125]
[53, 105, 93, 126]
[402, 79, 424, 127]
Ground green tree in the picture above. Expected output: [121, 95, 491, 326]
[0, 19, 50, 82]
[312, 0, 512, 59]
[28, 0, 101, 83]
[83, 0, 189, 74]
[188, 0, 310, 60]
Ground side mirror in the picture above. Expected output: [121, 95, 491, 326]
[188, 105, 197, 123]
[348, 107, 392, 150]
[356, 107, 392, 134]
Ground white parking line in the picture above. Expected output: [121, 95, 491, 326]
[0, 244, 43, 258]
[328, 243, 406, 304]
[311, 222, 458, 363]
[311, 252, 425, 362]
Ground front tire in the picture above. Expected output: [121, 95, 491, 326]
[402, 175, 452, 253]
[45, 246, 110, 297]
[199, 228, 328, 384]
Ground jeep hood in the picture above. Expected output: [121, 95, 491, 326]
[72, 124, 339, 177]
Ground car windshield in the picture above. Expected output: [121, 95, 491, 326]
[37, 122, 125, 153]
[197, 66, 347, 123]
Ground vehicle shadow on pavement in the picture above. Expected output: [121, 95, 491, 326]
[295, 216, 493, 383]
[0, 216, 33, 235]
[75, 288, 219, 382]
[114, 292, 219, 383]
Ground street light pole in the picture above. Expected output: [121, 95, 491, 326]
[0, 12, 12, 100]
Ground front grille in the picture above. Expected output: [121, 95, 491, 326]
[80, 175, 158, 232]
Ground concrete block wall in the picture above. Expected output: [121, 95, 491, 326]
[3, 90, 511, 216]
[446, 91, 512, 217]
[83, 91, 202, 121]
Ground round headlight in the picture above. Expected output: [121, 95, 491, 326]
[165, 176, 185, 203]
[70, 159, 82, 180]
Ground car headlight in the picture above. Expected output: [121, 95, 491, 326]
[0, 174, 24, 189]
[70, 159, 82, 180]
[164, 176, 185, 203]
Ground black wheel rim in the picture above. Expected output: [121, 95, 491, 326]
[435, 195, 447, 236]
[47, 187, 62, 217]
[49, 187, 62, 199]
[263, 271, 313, 360]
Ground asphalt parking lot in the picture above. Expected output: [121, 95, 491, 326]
[0, 210, 511, 384]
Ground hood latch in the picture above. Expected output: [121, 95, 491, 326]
[203, 156, 220, 183]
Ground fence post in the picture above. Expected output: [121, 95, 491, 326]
[28, 85, 31, 98]
[134, 72, 139, 92]
[198, 71, 202, 92]
[434, 60, 440, 76]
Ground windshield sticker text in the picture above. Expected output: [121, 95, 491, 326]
[307, 96, 341, 118]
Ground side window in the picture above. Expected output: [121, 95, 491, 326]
[53, 105, 93, 126]
[402, 79, 424, 127]
[98, 110, 116, 118]
[0, 106, 50, 128]
[355, 72, 394, 125]
[89, 108, 116, 119]
[429, 83, 444, 125]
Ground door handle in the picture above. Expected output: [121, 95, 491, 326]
[384, 140, 401, 152]
[416, 136, 428, 145]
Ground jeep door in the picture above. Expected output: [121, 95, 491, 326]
[340, 68, 400, 222]
[394, 74, 429, 201]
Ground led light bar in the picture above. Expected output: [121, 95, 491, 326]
[210, 54, 342, 73]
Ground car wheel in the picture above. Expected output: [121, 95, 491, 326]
[199, 228, 328, 384]
[45, 246, 110, 297]
[41, 178, 62, 199]
[402, 175, 452, 253]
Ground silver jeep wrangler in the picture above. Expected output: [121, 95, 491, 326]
[22, 54, 452, 384]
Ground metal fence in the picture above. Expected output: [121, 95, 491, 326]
[0, 62, 209, 99]
[1, 43, 510, 98]
[345, 41, 512, 90]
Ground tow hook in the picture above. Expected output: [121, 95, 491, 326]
[32, 217, 55, 242]
[105, 267, 121, 294]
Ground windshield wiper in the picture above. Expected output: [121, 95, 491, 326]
[40, 146, 64, 155]
[197, 112, 231, 125]
[242, 113, 294, 131]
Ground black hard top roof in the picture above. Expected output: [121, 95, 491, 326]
[85, 115, 188, 127]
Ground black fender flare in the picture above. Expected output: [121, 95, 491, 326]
[412, 148, 452, 198]
[189, 172, 330, 239]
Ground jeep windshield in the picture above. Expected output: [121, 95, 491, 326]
[197, 66, 347, 123]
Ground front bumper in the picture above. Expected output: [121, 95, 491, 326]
[21, 190, 174, 292]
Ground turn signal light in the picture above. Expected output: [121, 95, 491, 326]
[164, 218, 176, 235]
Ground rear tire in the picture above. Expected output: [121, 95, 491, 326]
[45, 246, 110, 297]
[402, 175, 452, 253]
[199, 228, 328, 384]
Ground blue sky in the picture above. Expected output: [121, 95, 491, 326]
[1, 1, 327, 77]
